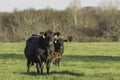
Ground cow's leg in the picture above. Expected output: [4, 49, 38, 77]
[37, 60, 43, 74]
[31, 61, 34, 66]
[36, 63, 40, 74]
[27, 60, 31, 72]
[36, 55, 43, 74]
[46, 62, 51, 74]
[40, 62, 43, 74]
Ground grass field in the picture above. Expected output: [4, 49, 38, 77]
[0, 42, 120, 80]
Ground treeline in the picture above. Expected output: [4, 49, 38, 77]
[0, 7, 120, 42]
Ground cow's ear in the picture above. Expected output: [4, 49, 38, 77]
[44, 31, 47, 37]
[39, 32, 44, 35]
[54, 32, 57, 36]
[57, 32, 60, 36]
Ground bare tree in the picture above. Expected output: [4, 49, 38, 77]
[68, 0, 81, 26]
[99, 0, 120, 10]
[98, 0, 120, 41]
[52, 19, 59, 32]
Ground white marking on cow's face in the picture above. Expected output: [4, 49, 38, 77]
[55, 41, 57, 43]
[60, 47, 63, 49]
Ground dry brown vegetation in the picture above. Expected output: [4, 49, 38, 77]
[0, 0, 120, 42]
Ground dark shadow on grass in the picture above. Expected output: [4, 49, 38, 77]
[21, 72, 41, 76]
[0, 53, 25, 60]
[50, 70, 85, 76]
[0, 53, 120, 62]
[21, 70, 84, 77]
[63, 55, 120, 62]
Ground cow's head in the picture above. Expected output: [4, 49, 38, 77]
[68, 36, 73, 42]
[44, 30, 54, 46]
[54, 38, 64, 53]
[54, 32, 60, 40]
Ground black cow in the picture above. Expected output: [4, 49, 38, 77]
[53, 38, 64, 67]
[25, 34, 40, 66]
[24, 30, 57, 74]
[68, 36, 73, 42]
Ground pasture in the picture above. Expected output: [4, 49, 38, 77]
[0, 42, 120, 80]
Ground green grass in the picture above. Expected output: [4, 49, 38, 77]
[0, 42, 120, 80]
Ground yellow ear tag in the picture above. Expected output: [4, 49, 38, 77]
[55, 40, 57, 43]
[43, 35, 45, 38]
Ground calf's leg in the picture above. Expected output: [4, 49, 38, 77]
[58, 59, 61, 67]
